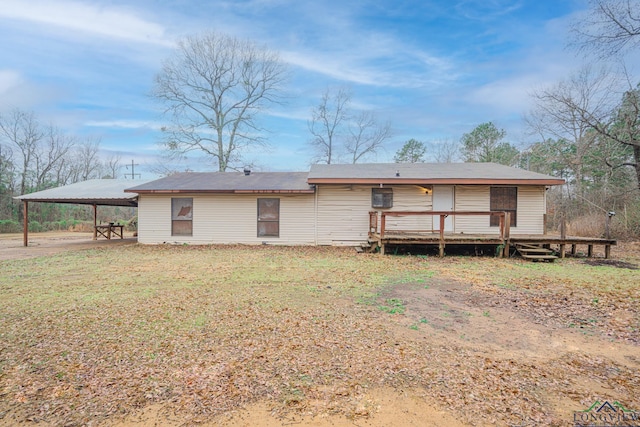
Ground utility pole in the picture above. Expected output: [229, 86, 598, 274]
[124, 160, 141, 179]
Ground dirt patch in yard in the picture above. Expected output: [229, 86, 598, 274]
[582, 259, 638, 269]
[385, 280, 639, 364]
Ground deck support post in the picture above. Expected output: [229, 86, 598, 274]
[92, 204, 98, 240]
[605, 245, 611, 259]
[502, 212, 511, 258]
[23, 201, 28, 247]
[588, 245, 593, 257]
[559, 216, 567, 258]
[439, 214, 445, 257]
[571, 244, 577, 256]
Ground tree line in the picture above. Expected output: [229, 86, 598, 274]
[0, 109, 123, 230]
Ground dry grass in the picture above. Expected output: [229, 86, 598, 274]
[0, 244, 639, 426]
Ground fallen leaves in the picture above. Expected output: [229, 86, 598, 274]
[0, 244, 638, 426]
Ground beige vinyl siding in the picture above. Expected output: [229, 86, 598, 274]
[315, 185, 431, 245]
[137, 193, 315, 245]
[454, 185, 493, 234]
[137, 195, 169, 244]
[453, 185, 547, 234]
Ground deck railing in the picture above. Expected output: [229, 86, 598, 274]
[369, 210, 511, 241]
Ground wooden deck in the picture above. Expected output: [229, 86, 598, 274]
[369, 232, 616, 258]
[367, 211, 616, 258]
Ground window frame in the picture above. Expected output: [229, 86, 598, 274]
[257, 198, 280, 238]
[171, 197, 193, 236]
[490, 187, 517, 227]
[371, 188, 393, 209]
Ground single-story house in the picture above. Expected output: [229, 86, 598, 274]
[125, 163, 565, 246]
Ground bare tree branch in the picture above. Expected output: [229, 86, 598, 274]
[345, 111, 392, 164]
[570, 0, 640, 58]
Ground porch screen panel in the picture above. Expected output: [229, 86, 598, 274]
[172, 198, 193, 236]
[490, 187, 517, 227]
[258, 198, 279, 237]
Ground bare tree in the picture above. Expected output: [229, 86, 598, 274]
[153, 32, 288, 172]
[433, 138, 460, 163]
[0, 109, 43, 194]
[32, 125, 75, 190]
[103, 152, 122, 179]
[308, 87, 351, 164]
[345, 111, 391, 164]
[57, 137, 103, 184]
[527, 67, 615, 195]
[571, 0, 640, 58]
[0, 143, 14, 191]
[528, 66, 640, 190]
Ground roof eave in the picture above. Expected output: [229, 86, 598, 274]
[128, 189, 316, 194]
[306, 178, 565, 186]
[13, 197, 139, 207]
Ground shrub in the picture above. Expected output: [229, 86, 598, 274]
[0, 220, 22, 233]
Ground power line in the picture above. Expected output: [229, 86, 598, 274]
[124, 160, 141, 179]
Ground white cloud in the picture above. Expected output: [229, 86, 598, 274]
[0, 69, 65, 109]
[0, 70, 22, 94]
[0, 0, 172, 46]
[455, 0, 523, 21]
[85, 119, 163, 130]
[468, 75, 544, 113]
[282, 47, 457, 89]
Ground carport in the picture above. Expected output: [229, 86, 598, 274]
[14, 179, 145, 247]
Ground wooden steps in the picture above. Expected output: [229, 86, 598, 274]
[515, 244, 558, 261]
[355, 241, 377, 253]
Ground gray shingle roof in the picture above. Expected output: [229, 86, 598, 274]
[15, 179, 147, 206]
[308, 163, 564, 184]
[125, 172, 314, 193]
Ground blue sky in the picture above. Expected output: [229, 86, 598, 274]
[0, 0, 631, 176]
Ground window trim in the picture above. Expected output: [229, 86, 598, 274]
[171, 197, 193, 236]
[257, 198, 280, 238]
[490, 187, 517, 227]
[371, 188, 393, 209]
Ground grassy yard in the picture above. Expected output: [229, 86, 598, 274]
[0, 244, 639, 426]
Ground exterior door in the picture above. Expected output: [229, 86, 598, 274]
[432, 185, 454, 232]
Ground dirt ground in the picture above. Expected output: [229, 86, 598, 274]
[0, 231, 137, 261]
[1, 233, 638, 426]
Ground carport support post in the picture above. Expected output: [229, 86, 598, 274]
[23, 201, 28, 247]
[92, 204, 97, 240]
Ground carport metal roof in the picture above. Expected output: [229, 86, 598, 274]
[14, 179, 148, 246]
[15, 179, 147, 207]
